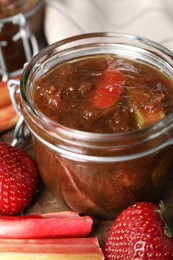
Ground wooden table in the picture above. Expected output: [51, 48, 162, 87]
[1, 127, 173, 248]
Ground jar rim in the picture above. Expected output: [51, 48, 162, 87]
[20, 32, 173, 143]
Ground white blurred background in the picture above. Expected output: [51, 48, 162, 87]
[44, 0, 173, 52]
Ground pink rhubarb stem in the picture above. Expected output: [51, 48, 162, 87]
[0, 212, 93, 239]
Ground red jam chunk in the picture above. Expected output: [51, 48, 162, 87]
[32, 55, 173, 218]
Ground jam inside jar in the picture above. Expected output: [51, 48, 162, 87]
[0, 0, 46, 79]
[20, 33, 173, 218]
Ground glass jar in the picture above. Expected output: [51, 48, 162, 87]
[0, 0, 46, 80]
[20, 32, 173, 218]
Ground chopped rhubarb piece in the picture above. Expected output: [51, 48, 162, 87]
[135, 109, 165, 128]
[0, 212, 93, 239]
[91, 69, 126, 109]
[128, 87, 165, 128]
[0, 237, 104, 260]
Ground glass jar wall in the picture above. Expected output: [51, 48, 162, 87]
[20, 32, 173, 218]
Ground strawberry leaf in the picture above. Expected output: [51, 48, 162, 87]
[157, 201, 173, 238]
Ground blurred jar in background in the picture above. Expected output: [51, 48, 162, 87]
[0, 0, 46, 133]
[0, 0, 46, 80]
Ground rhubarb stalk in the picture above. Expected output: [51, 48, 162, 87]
[0, 212, 93, 239]
[0, 81, 11, 109]
[0, 80, 20, 132]
[0, 237, 104, 260]
[0, 104, 18, 132]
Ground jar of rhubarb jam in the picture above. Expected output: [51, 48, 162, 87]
[0, 0, 45, 79]
[20, 32, 173, 218]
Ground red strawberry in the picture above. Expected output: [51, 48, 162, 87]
[0, 142, 38, 215]
[91, 69, 126, 109]
[103, 202, 173, 259]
